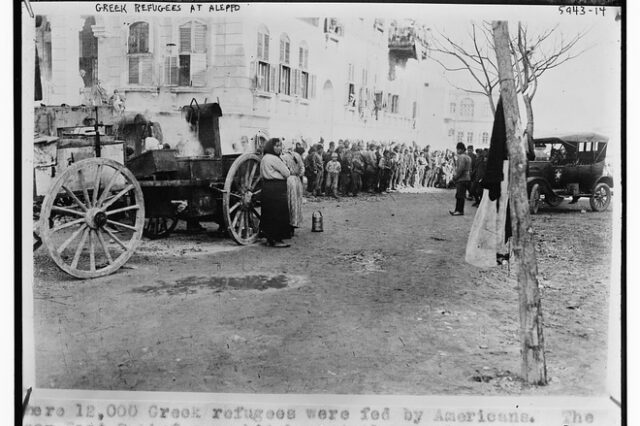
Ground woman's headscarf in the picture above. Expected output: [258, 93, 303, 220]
[263, 138, 281, 156]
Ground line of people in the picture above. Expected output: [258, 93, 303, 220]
[298, 139, 489, 198]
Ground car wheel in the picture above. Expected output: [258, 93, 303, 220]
[590, 182, 611, 212]
[529, 183, 541, 215]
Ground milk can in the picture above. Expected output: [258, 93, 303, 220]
[311, 211, 323, 232]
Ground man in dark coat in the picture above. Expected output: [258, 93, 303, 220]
[450, 142, 472, 216]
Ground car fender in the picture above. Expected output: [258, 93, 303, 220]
[594, 175, 613, 190]
[527, 177, 553, 196]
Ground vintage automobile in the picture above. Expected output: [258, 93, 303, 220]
[527, 133, 613, 214]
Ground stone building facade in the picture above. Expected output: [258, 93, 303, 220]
[35, 14, 425, 153]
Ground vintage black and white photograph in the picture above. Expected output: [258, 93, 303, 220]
[24, 0, 622, 404]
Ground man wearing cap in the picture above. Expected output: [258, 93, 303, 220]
[450, 142, 472, 216]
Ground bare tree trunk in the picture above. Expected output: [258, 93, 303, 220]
[522, 95, 533, 136]
[488, 95, 496, 116]
[492, 21, 547, 385]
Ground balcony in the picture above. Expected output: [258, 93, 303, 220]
[324, 18, 344, 42]
[388, 26, 429, 60]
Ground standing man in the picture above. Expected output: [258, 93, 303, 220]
[449, 142, 472, 216]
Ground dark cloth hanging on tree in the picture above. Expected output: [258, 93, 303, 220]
[35, 46, 42, 101]
[481, 97, 508, 201]
[481, 96, 512, 244]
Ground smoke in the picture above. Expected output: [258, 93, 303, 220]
[143, 111, 204, 157]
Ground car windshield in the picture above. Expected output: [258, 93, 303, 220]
[534, 142, 565, 161]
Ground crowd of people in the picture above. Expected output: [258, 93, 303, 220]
[257, 136, 491, 248]
[260, 137, 489, 197]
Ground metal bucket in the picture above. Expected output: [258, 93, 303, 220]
[311, 210, 323, 232]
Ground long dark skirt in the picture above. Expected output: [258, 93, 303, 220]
[260, 179, 291, 242]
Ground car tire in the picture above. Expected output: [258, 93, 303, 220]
[529, 183, 541, 215]
[590, 182, 611, 212]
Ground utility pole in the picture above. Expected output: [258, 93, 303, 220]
[492, 21, 547, 385]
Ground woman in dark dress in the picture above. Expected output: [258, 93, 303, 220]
[259, 138, 291, 248]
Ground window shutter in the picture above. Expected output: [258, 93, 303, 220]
[285, 42, 290, 64]
[128, 57, 140, 84]
[311, 74, 316, 98]
[179, 24, 191, 53]
[191, 53, 207, 87]
[164, 56, 178, 85]
[257, 33, 263, 59]
[279, 39, 284, 63]
[293, 69, 299, 96]
[264, 34, 269, 60]
[249, 60, 256, 89]
[141, 56, 153, 86]
[193, 22, 206, 52]
[299, 47, 303, 68]
[269, 64, 277, 92]
[304, 49, 309, 69]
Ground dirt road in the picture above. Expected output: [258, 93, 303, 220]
[32, 190, 613, 395]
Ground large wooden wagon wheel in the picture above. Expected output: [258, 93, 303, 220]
[222, 153, 262, 245]
[39, 158, 145, 279]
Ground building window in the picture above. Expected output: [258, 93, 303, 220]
[279, 34, 291, 95]
[448, 128, 455, 137]
[298, 42, 308, 69]
[128, 21, 153, 85]
[412, 101, 417, 119]
[280, 66, 291, 95]
[257, 28, 270, 61]
[256, 61, 270, 91]
[457, 132, 464, 143]
[175, 20, 207, 87]
[482, 132, 489, 145]
[467, 132, 474, 144]
[391, 95, 399, 113]
[346, 63, 355, 107]
[460, 98, 474, 118]
[449, 102, 456, 114]
[300, 71, 309, 98]
[255, 26, 274, 92]
[324, 18, 344, 37]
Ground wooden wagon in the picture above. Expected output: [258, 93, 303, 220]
[34, 102, 263, 279]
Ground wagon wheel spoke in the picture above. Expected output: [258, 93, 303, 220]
[105, 204, 140, 216]
[250, 175, 262, 191]
[70, 227, 90, 269]
[251, 189, 262, 197]
[250, 206, 261, 220]
[229, 202, 241, 215]
[244, 210, 253, 237]
[92, 164, 103, 206]
[229, 206, 240, 230]
[51, 205, 85, 217]
[61, 185, 89, 212]
[229, 192, 242, 199]
[246, 163, 257, 189]
[51, 217, 85, 233]
[89, 230, 96, 272]
[237, 208, 246, 235]
[107, 219, 138, 232]
[56, 224, 88, 254]
[95, 229, 113, 264]
[96, 169, 121, 205]
[103, 226, 129, 251]
[102, 184, 134, 210]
